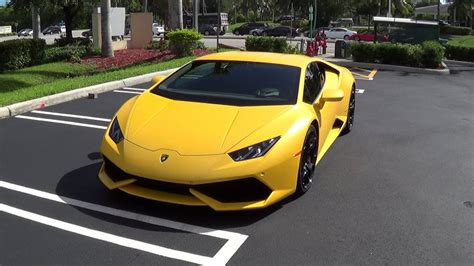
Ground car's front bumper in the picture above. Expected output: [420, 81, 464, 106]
[99, 138, 300, 211]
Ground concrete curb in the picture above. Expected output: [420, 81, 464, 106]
[444, 59, 474, 67]
[324, 57, 450, 75]
[0, 68, 178, 120]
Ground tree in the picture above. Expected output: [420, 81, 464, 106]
[10, 0, 43, 38]
[51, 0, 85, 42]
[449, 0, 472, 26]
[101, 0, 113, 57]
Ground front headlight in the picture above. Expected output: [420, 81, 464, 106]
[108, 117, 124, 144]
[228, 137, 280, 162]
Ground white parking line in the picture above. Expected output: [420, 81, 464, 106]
[31, 110, 111, 122]
[356, 89, 365, 94]
[0, 204, 213, 265]
[0, 180, 248, 265]
[122, 87, 146, 92]
[113, 90, 141, 95]
[15, 115, 107, 130]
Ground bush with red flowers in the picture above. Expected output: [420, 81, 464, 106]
[81, 49, 175, 69]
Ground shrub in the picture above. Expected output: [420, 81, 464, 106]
[420, 41, 444, 68]
[147, 39, 170, 51]
[350, 41, 443, 68]
[167, 29, 202, 57]
[445, 44, 474, 62]
[0, 39, 46, 72]
[440, 26, 472, 36]
[245, 36, 292, 53]
[44, 45, 89, 63]
[54, 37, 92, 47]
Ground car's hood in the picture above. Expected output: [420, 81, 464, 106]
[124, 93, 292, 155]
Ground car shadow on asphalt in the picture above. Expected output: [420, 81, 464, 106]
[55, 159, 298, 231]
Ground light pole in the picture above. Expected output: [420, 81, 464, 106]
[388, 0, 392, 17]
[216, 0, 221, 52]
[437, 0, 440, 21]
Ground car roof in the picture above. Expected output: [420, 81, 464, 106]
[195, 51, 321, 68]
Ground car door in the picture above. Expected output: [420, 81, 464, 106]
[326, 29, 336, 39]
[307, 62, 339, 149]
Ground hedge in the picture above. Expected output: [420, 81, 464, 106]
[445, 44, 474, 62]
[350, 41, 444, 69]
[54, 37, 92, 47]
[47, 44, 102, 63]
[246, 36, 297, 53]
[440, 26, 472, 36]
[0, 39, 46, 72]
[167, 29, 202, 57]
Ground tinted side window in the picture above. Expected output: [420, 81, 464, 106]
[303, 63, 323, 104]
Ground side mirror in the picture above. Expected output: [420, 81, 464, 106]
[152, 75, 166, 84]
[322, 89, 344, 102]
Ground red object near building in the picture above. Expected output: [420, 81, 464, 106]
[349, 32, 389, 42]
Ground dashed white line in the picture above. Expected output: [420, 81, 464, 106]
[15, 115, 107, 130]
[0, 180, 248, 265]
[113, 90, 141, 95]
[0, 203, 213, 265]
[31, 110, 111, 122]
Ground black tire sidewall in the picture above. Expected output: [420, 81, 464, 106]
[296, 125, 318, 195]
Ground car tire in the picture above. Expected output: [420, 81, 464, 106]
[262, 32, 267, 36]
[342, 85, 356, 134]
[234, 30, 240, 35]
[354, 36, 360, 41]
[252, 31, 258, 36]
[204, 31, 210, 36]
[344, 35, 350, 40]
[296, 124, 318, 196]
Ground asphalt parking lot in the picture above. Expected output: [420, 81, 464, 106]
[1, 66, 473, 265]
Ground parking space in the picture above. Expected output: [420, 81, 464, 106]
[1, 68, 473, 264]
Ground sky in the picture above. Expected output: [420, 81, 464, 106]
[0, 0, 8, 7]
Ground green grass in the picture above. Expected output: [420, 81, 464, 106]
[0, 56, 196, 107]
[447, 35, 474, 48]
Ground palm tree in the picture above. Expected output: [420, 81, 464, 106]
[101, 0, 114, 57]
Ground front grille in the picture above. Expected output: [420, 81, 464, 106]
[194, 178, 271, 203]
[102, 156, 272, 203]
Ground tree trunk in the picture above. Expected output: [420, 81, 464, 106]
[31, 3, 41, 39]
[64, 6, 74, 42]
[168, 0, 183, 30]
[101, 0, 114, 57]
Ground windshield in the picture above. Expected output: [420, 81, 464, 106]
[152, 60, 300, 106]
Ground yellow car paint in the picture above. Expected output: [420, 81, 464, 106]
[99, 51, 355, 211]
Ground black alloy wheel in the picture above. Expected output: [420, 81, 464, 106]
[296, 125, 318, 195]
[342, 85, 356, 134]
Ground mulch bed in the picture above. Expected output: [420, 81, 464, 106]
[82, 49, 213, 69]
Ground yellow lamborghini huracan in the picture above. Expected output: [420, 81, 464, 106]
[99, 51, 355, 211]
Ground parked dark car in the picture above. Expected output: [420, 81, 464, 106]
[199, 24, 218, 36]
[42, 26, 61, 35]
[233, 22, 269, 35]
[262, 26, 298, 37]
[82, 29, 92, 38]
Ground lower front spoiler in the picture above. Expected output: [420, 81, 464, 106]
[98, 163, 292, 211]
